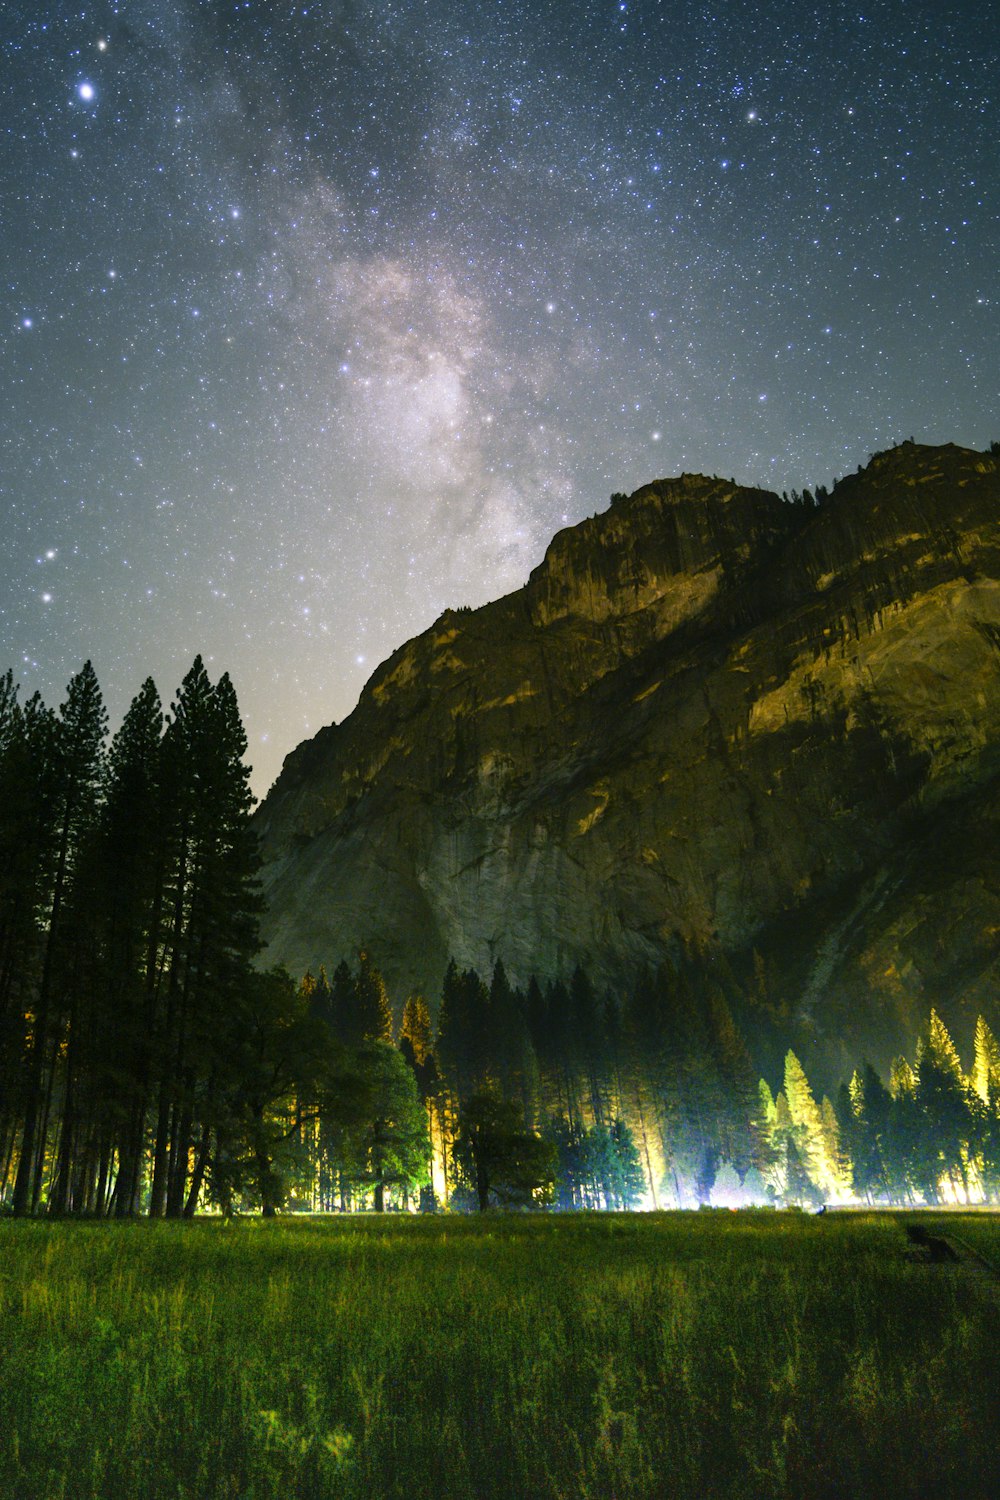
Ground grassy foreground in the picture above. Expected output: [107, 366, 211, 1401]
[0, 1212, 998, 1500]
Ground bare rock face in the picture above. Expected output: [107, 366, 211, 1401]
[255, 443, 1000, 1067]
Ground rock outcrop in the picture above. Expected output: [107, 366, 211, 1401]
[255, 442, 1000, 1072]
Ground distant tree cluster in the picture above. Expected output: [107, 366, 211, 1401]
[286, 961, 1000, 1214]
[280, 952, 758, 1213]
[764, 1009, 1000, 1208]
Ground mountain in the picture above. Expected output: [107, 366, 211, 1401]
[254, 441, 1000, 1076]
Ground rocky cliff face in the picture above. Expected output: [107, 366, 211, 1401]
[255, 442, 1000, 1073]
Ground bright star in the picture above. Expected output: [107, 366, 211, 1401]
[78, 82, 95, 102]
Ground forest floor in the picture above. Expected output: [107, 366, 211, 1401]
[1, 1210, 998, 1499]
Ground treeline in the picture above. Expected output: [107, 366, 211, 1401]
[280, 954, 759, 1213]
[285, 964, 1000, 1214]
[5, 662, 1000, 1216]
[763, 1009, 1000, 1209]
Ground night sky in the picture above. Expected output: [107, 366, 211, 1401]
[3, 1, 997, 797]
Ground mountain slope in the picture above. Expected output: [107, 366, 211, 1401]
[255, 442, 1000, 1069]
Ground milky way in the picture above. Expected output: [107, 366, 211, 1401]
[2, 0, 997, 794]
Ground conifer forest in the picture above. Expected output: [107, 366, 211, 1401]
[2, 660, 1000, 1219]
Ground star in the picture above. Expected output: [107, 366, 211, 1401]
[0, 0, 992, 801]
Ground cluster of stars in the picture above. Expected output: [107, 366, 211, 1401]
[0, 0, 996, 794]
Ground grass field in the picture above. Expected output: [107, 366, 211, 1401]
[1, 1211, 998, 1500]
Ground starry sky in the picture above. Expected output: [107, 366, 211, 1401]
[2, 0, 997, 796]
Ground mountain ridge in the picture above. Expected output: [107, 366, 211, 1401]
[255, 440, 1000, 1074]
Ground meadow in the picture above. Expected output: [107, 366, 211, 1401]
[1, 1211, 998, 1500]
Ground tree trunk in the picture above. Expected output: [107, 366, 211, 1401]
[183, 1129, 211, 1217]
[148, 1086, 171, 1217]
[50, 1014, 79, 1215]
[475, 1145, 490, 1212]
[166, 1104, 192, 1217]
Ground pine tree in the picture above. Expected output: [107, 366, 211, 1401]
[570, 965, 608, 1128]
[326, 960, 355, 1045]
[619, 972, 664, 1206]
[820, 1094, 851, 1199]
[150, 658, 262, 1218]
[972, 1016, 1000, 1104]
[484, 960, 539, 1126]
[14, 662, 107, 1216]
[845, 1064, 894, 1202]
[93, 678, 165, 1216]
[885, 1057, 921, 1202]
[757, 1081, 785, 1200]
[0, 682, 59, 1199]
[773, 1089, 821, 1206]
[782, 1051, 830, 1199]
[925, 1009, 964, 1081]
[969, 1016, 1000, 1201]
[401, 993, 433, 1067]
[399, 991, 438, 1208]
[913, 1012, 974, 1202]
[608, 1117, 646, 1208]
[351, 950, 393, 1046]
[437, 959, 487, 1103]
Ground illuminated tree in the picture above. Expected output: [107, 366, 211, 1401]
[783, 1050, 830, 1198]
[351, 1042, 430, 1211]
[972, 1016, 1000, 1104]
[351, 950, 393, 1046]
[545, 1114, 587, 1209]
[399, 991, 438, 1210]
[970, 1017, 1000, 1201]
[400, 993, 433, 1066]
[820, 1094, 851, 1198]
[606, 1118, 646, 1209]
[774, 1089, 822, 1207]
[925, 1009, 964, 1080]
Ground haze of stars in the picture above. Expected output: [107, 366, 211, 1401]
[2, 0, 996, 794]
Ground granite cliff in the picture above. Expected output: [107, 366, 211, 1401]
[255, 442, 1000, 1074]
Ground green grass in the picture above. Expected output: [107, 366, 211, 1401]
[0, 1211, 997, 1499]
